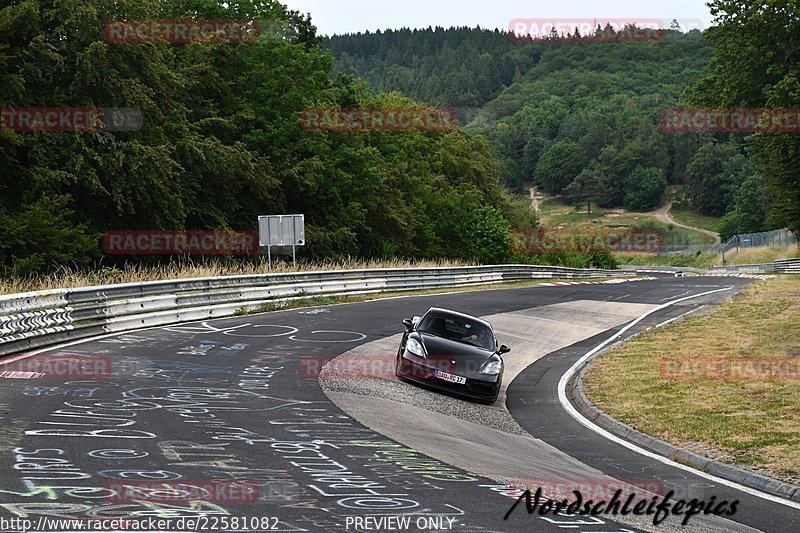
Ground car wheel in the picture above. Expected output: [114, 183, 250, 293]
[395, 350, 404, 379]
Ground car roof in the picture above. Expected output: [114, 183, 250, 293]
[423, 307, 493, 330]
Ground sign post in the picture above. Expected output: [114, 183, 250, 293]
[258, 215, 306, 270]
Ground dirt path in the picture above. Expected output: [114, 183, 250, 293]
[653, 202, 721, 245]
[530, 187, 541, 213]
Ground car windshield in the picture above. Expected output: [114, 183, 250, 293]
[417, 314, 495, 351]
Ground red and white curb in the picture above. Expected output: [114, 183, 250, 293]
[707, 273, 775, 280]
[633, 270, 775, 281]
[538, 277, 655, 287]
[0, 371, 46, 379]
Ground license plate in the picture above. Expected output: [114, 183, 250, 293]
[435, 371, 466, 385]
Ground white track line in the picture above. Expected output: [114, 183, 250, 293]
[654, 306, 706, 329]
[557, 287, 800, 510]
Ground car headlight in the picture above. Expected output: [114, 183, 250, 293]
[406, 338, 424, 357]
[480, 360, 502, 375]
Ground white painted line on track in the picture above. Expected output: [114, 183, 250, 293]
[654, 306, 706, 329]
[659, 290, 691, 302]
[557, 286, 800, 510]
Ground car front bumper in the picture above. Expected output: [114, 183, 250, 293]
[396, 355, 501, 402]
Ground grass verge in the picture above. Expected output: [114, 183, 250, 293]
[583, 275, 800, 483]
[614, 252, 718, 269]
[713, 246, 800, 266]
[538, 197, 713, 245]
[669, 205, 722, 234]
[615, 245, 799, 269]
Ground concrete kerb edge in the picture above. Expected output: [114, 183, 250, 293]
[570, 342, 800, 502]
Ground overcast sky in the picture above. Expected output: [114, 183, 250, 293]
[281, 0, 715, 36]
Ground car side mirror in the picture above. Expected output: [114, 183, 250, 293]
[402, 318, 414, 330]
[498, 345, 511, 355]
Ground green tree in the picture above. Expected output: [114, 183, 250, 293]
[327, 24, 716, 205]
[564, 165, 603, 215]
[624, 166, 667, 211]
[718, 173, 777, 239]
[0, 0, 529, 275]
[684, 143, 742, 216]
[691, 0, 800, 232]
[534, 140, 586, 194]
[464, 206, 511, 264]
[0, 195, 97, 276]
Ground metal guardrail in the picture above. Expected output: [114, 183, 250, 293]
[0, 265, 629, 359]
[706, 258, 800, 274]
[624, 259, 799, 275]
[774, 258, 800, 274]
[619, 265, 708, 275]
[708, 263, 777, 274]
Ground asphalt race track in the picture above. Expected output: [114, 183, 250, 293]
[0, 276, 797, 533]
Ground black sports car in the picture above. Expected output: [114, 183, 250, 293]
[395, 307, 510, 403]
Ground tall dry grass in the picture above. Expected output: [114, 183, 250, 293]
[713, 245, 800, 266]
[0, 257, 476, 296]
[615, 244, 799, 269]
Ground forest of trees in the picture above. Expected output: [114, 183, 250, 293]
[1, 1, 796, 277]
[0, 0, 535, 276]
[690, 0, 799, 239]
[328, 27, 518, 109]
[326, 17, 796, 239]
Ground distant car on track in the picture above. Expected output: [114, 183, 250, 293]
[395, 307, 510, 403]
